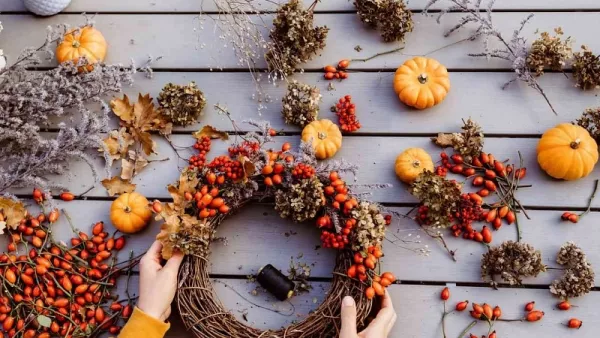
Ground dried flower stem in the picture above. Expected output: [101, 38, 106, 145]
[580, 179, 599, 218]
[351, 46, 405, 63]
[457, 320, 477, 338]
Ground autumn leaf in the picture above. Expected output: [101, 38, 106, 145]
[110, 95, 135, 123]
[138, 131, 157, 156]
[101, 128, 134, 163]
[0, 197, 27, 231]
[133, 93, 171, 135]
[238, 155, 256, 183]
[431, 132, 462, 148]
[193, 125, 229, 141]
[102, 176, 136, 196]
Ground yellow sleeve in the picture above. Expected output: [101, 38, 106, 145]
[118, 307, 170, 338]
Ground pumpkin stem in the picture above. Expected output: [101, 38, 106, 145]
[317, 131, 327, 140]
[124, 206, 132, 213]
[570, 138, 581, 149]
[72, 41, 81, 48]
[412, 160, 421, 168]
[418, 73, 428, 84]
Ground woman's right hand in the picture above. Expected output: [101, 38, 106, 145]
[340, 290, 397, 338]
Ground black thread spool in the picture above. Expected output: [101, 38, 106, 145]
[256, 264, 295, 301]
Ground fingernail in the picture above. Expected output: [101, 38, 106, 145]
[343, 296, 355, 307]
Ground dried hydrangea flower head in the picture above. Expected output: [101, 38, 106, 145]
[431, 118, 483, 163]
[275, 176, 324, 222]
[527, 27, 573, 76]
[481, 241, 546, 287]
[265, 0, 329, 79]
[574, 107, 600, 143]
[409, 171, 461, 228]
[550, 241, 595, 299]
[351, 201, 387, 251]
[573, 45, 600, 90]
[355, 0, 414, 43]
[281, 81, 322, 127]
[157, 82, 207, 126]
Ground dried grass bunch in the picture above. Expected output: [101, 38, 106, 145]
[265, 0, 329, 79]
[572, 45, 600, 90]
[527, 28, 573, 76]
[354, 0, 414, 42]
[0, 21, 140, 198]
[281, 80, 322, 127]
[481, 241, 546, 287]
[550, 242, 595, 299]
[425, 0, 558, 114]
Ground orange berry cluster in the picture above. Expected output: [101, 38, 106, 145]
[323, 59, 350, 80]
[208, 155, 244, 181]
[1, 217, 133, 337]
[189, 136, 212, 169]
[228, 140, 260, 157]
[323, 172, 358, 215]
[560, 212, 579, 223]
[184, 180, 230, 218]
[261, 143, 293, 187]
[318, 216, 352, 249]
[291, 163, 315, 179]
[334, 95, 361, 132]
[347, 247, 394, 299]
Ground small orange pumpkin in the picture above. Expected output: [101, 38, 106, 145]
[393, 57, 450, 109]
[56, 26, 107, 70]
[395, 148, 434, 184]
[110, 192, 152, 233]
[537, 123, 598, 180]
[301, 119, 343, 160]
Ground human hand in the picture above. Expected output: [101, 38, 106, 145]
[340, 290, 397, 338]
[137, 240, 184, 321]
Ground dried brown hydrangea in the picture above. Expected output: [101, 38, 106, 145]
[481, 241, 546, 286]
[157, 82, 207, 126]
[526, 28, 573, 76]
[431, 118, 484, 163]
[573, 45, 600, 90]
[354, 0, 413, 43]
[281, 81, 321, 127]
[275, 176, 324, 222]
[351, 201, 387, 251]
[409, 171, 461, 228]
[550, 242, 595, 299]
[574, 107, 600, 142]
[265, 0, 329, 79]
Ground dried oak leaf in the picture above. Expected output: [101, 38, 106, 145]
[193, 125, 229, 141]
[0, 197, 28, 231]
[102, 176, 137, 196]
[111, 94, 135, 123]
[167, 169, 200, 209]
[120, 157, 148, 181]
[238, 155, 256, 183]
[431, 133, 456, 148]
[101, 128, 135, 162]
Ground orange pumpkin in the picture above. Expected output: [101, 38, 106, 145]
[537, 123, 598, 180]
[56, 26, 107, 70]
[301, 119, 343, 160]
[393, 57, 450, 109]
[395, 148, 434, 184]
[110, 192, 152, 233]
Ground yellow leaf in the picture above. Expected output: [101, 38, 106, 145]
[101, 176, 136, 196]
[138, 131, 157, 156]
[193, 125, 229, 141]
[238, 155, 256, 183]
[110, 95, 135, 123]
[0, 198, 27, 230]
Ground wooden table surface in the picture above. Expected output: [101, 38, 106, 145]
[2, 0, 600, 337]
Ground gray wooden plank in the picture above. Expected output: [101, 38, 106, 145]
[1, 13, 599, 70]
[117, 72, 597, 134]
[6, 199, 599, 286]
[3, 0, 600, 12]
[391, 284, 600, 338]
[13, 135, 600, 209]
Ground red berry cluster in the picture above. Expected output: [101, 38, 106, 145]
[334, 95, 361, 132]
[323, 59, 350, 80]
[228, 141, 260, 157]
[319, 217, 355, 249]
[291, 163, 315, 179]
[189, 136, 212, 169]
[208, 156, 244, 181]
[561, 212, 579, 223]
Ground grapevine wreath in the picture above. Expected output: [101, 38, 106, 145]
[154, 121, 395, 338]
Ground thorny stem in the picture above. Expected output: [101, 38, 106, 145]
[578, 179, 599, 218]
[457, 320, 478, 338]
[351, 46, 405, 63]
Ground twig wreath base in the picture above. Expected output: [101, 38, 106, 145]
[154, 120, 394, 337]
[177, 252, 371, 338]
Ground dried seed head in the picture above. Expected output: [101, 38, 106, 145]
[526, 27, 573, 76]
[550, 241, 595, 299]
[481, 241, 546, 286]
[355, 0, 414, 42]
[572, 45, 600, 90]
[158, 82, 206, 126]
[281, 80, 321, 128]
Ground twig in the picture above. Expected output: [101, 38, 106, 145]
[351, 45, 405, 63]
[579, 179, 599, 218]
[457, 320, 478, 338]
